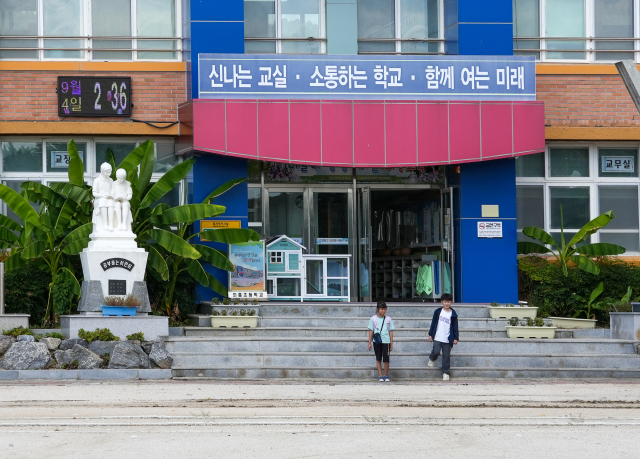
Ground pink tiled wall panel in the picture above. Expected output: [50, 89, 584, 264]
[385, 102, 417, 166]
[354, 101, 386, 166]
[290, 101, 322, 164]
[257, 101, 289, 162]
[513, 102, 546, 154]
[417, 102, 449, 165]
[448, 103, 481, 163]
[481, 102, 513, 159]
[321, 102, 353, 165]
[226, 100, 257, 158]
[193, 100, 226, 153]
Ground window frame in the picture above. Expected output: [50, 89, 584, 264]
[356, 0, 445, 55]
[244, 0, 327, 54]
[514, 0, 640, 63]
[516, 143, 640, 255]
[0, 0, 182, 62]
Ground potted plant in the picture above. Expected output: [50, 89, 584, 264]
[506, 317, 556, 339]
[549, 282, 602, 329]
[489, 301, 538, 319]
[210, 309, 258, 328]
[101, 295, 141, 317]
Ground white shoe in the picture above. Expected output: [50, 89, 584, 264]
[427, 359, 434, 368]
[443, 373, 450, 381]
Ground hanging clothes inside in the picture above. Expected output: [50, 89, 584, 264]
[416, 264, 433, 295]
[434, 261, 440, 295]
[443, 261, 452, 295]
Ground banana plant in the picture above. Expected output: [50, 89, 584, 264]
[571, 282, 605, 320]
[517, 206, 626, 276]
[0, 140, 93, 325]
[107, 141, 260, 315]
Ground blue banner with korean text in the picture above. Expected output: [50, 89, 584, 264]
[198, 54, 536, 101]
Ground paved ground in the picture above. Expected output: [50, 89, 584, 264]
[1, 379, 639, 458]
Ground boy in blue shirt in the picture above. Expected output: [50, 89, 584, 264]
[427, 293, 459, 381]
[368, 301, 395, 382]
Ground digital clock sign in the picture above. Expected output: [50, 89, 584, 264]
[57, 76, 132, 117]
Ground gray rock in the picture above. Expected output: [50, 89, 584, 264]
[0, 336, 15, 356]
[88, 340, 118, 357]
[39, 337, 61, 350]
[54, 344, 103, 370]
[108, 342, 150, 369]
[0, 342, 53, 370]
[77, 280, 104, 312]
[17, 335, 35, 342]
[148, 342, 173, 369]
[141, 341, 154, 354]
[131, 281, 151, 313]
[127, 340, 141, 346]
[59, 338, 89, 350]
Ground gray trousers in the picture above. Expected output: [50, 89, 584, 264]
[429, 340, 452, 374]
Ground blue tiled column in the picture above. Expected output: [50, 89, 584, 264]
[184, 0, 248, 299]
[443, 0, 513, 55]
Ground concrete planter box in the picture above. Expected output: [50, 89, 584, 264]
[610, 312, 640, 341]
[506, 326, 556, 339]
[210, 316, 258, 328]
[549, 317, 596, 329]
[490, 307, 538, 319]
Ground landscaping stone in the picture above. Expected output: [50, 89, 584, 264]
[39, 337, 62, 350]
[141, 341, 154, 354]
[127, 340, 141, 346]
[148, 342, 173, 369]
[0, 336, 14, 356]
[108, 342, 150, 369]
[54, 344, 103, 370]
[17, 335, 35, 342]
[0, 342, 53, 370]
[59, 338, 89, 350]
[88, 340, 118, 357]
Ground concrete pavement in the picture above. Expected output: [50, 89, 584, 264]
[0, 380, 639, 458]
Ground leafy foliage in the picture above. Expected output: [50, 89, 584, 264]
[519, 256, 640, 324]
[572, 282, 605, 320]
[3, 264, 51, 324]
[2, 326, 34, 337]
[518, 207, 625, 276]
[37, 332, 66, 340]
[126, 332, 145, 341]
[78, 328, 120, 342]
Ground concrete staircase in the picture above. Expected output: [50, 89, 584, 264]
[167, 302, 640, 379]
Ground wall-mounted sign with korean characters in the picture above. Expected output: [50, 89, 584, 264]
[198, 54, 535, 101]
[477, 221, 503, 239]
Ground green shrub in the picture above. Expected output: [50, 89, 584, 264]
[3, 264, 51, 325]
[78, 328, 120, 342]
[2, 326, 34, 337]
[519, 256, 640, 325]
[126, 332, 145, 341]
[147, 268, 197, 319]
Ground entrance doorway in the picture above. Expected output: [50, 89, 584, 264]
[357, 187, 453, 302]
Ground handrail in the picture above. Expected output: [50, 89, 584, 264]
[244, 37, 326, 41]
[358, 38, 444, 42]
[0, 35, 182, 40]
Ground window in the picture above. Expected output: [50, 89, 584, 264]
[1, 138, 181, 221]
[248, 187, 263, 231]
[244, 0, 325, 54]
[513, 0, 637, 62]
[516, 145, 640, 255]
[270, 251, 283, 263]
[357, 0, 441, 54]
[0, 0, 180, 61]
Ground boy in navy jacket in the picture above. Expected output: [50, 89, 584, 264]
[427, 293, 459, 381]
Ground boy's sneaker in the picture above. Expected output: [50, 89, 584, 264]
[443, 373, 450, 381]
[427, 359, 434, 368]
[378, 376, 385, 382]
[384, 376, 390, 382]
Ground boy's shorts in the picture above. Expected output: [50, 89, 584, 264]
[373, 343, 390, 363]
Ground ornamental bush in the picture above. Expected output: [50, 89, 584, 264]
[518, 256, 640, 324]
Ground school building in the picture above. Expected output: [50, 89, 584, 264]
[1, 0, 639, 304]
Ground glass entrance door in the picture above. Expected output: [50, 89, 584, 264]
[265, 188, 305, 244]
[308, 189, 351, 255]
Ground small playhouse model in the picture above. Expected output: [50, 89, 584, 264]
[266, 235, 350, 301]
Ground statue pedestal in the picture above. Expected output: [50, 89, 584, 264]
[78, 231, 150, 313]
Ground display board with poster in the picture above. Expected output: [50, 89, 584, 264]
[228, 241, 267, 300]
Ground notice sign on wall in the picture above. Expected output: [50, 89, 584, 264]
[228, 241, 267, 299]
[477, 221, 502, 238]
[601, 156, 635, 173]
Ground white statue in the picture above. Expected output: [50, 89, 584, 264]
[92, 163, 115, 232]
[112, 168, 133, 232]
